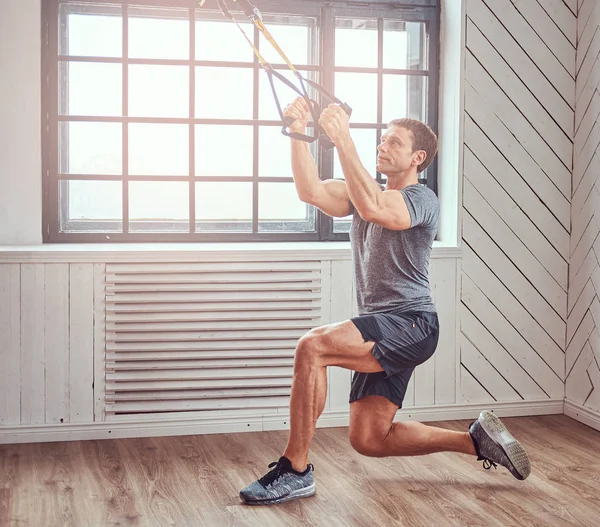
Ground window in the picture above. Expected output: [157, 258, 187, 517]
[42, 0, 440, 243]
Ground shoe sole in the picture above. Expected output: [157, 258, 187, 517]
[479, 410, 531, 480]
[240, 483, 317, 506]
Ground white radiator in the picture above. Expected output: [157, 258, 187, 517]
[104, 261, 324, 419]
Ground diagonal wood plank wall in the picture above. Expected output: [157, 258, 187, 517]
[566, 0, 600, 414]
[461, 0, 575, 404]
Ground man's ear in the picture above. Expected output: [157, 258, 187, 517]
[413, 150, 426, 166]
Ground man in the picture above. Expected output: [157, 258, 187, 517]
[239, 98, 531, 506]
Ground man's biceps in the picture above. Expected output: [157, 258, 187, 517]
[382, 201, 412, 228]
[382, 192, 410, 214]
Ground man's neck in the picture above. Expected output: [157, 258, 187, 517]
[384, 171, 419, 191]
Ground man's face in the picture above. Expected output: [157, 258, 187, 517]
[376, 125, 424, 176]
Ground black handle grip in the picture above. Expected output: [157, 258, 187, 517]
[339, 102, 353, 117]
[282, 116, 296, 128]
[281, 99, 350, 151]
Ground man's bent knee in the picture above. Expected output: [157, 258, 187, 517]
[295, 327, 327, 367]
[349, 430, 390, 458]
[349, 422, 393, 457]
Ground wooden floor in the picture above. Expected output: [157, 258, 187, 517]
[1, 414, 599, 526]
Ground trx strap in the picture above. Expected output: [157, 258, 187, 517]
[200, 0, 352, 149]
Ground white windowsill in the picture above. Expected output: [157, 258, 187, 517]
[0, 240, 462, 263]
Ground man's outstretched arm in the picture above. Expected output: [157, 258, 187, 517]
[285, 98, 353, 218]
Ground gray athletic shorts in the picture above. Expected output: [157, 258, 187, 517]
[349, 311, 439, 407]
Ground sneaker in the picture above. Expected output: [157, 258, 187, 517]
[469, 410, 531, 480]
[239, 456, 316, 505]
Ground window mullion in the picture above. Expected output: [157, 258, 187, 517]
[189, 6, 196, 234]
[376, 17, 383, 185]
[60, 6, 71, 231]
[317, 4, 335, 241]
[122, 3, 129, 234]
[252, 24, 260, 234]
[426, 9, 439, 195]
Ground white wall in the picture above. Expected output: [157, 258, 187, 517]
[1, 0, 580, 443]
[565, 0, 600, 431]
[0, 0, 42, 245]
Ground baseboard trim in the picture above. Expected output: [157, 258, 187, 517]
[393, 399, 564, 422]
[564, 400, 600, 432]
[0, 399, 564, 444]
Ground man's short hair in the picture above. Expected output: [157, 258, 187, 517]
[387, 118, 438, 173]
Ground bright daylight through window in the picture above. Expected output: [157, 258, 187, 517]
[42, 0, 439, 242]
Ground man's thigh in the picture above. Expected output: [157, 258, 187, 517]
[306, 320, 384, 373]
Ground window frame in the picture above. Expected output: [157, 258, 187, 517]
[41, 0, 440, 243]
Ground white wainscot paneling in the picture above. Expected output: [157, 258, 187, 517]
[0, 263, 96, 430]
[0, 250, 481, 444]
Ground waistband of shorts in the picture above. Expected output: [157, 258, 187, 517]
[373, 309, 438, 320]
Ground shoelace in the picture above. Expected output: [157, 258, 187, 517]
[258, 459, 314, 487]
[480, 458, 498, 470]
[258, 460, 286, 487]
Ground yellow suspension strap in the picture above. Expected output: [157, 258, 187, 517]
[200, 0, 352, 149]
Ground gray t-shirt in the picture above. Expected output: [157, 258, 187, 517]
[349, 183, 439, 315]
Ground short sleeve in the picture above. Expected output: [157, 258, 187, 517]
[400, 184, 439, 229]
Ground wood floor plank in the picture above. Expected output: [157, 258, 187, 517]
[1, 415, 600, 526]
[79, 439, 142, 525]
